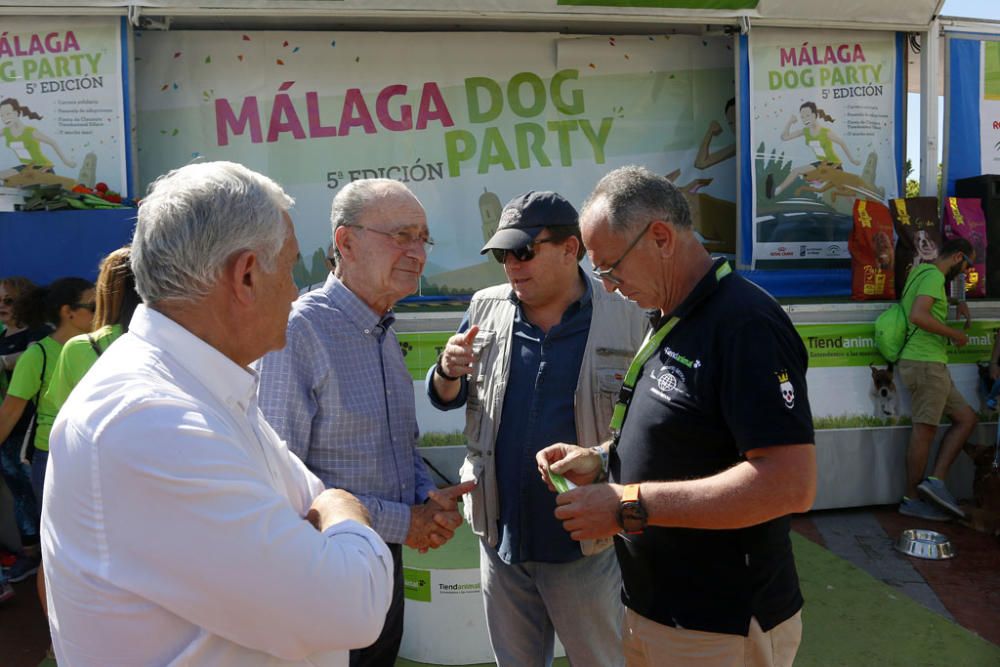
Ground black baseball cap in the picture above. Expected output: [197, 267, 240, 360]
[480, 191, 579, 254]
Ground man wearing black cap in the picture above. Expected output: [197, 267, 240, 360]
[427, 191, 648, 666]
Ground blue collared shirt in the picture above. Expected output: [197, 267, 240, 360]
[258, 274, 435, 545]
[428, 274, 593, 564]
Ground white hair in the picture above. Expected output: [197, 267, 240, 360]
[132, 161, 294, 305]
[329, 179, 416, 264]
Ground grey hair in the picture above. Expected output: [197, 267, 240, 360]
[132, 161, 294, 305]
[329, 178, 415, 264]
[581, 165, 691, 235]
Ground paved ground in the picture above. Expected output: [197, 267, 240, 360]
[2, 505, 998, 666]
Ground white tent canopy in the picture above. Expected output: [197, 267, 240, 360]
[0, 1, 946, 32]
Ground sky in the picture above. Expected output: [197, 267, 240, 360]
[905, 1, 1000, 182]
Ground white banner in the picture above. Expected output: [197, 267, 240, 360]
[749, 28, 899, 269]
[135, 30, 736, 293]
[0, 17, 127, 195]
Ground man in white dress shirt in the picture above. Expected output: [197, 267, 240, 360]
[41, 161, 394, 666]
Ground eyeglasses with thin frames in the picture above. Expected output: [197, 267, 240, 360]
[346, 224, 434, 254]
[491, 238, 557, 264]
[72, 302, 96, 313]
[591, 219, 656, 286]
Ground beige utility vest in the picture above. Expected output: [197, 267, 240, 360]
[458, 277, 648, 555]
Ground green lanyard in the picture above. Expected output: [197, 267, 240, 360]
[609, 261, 733, 443]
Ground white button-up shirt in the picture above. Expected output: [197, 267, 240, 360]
[42, 305, 392, 667]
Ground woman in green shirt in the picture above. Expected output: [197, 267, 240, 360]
[46, 247, 139, 413]
[0, 278, 94, 498]
[0, 277, 92, 603]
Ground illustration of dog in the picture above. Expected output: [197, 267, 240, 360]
[872, 230, 893, 271]
[664, 169, 736, 254]
[793, 161, 885, 203]
[870, 363, 899, 420]
[912, 229, 939, 265]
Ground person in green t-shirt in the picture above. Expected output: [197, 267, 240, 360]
[897, 237, 977, 522]
[0, 277, 93, 603]
[0, 278, 94, 493]
[46, 247, 140, 415]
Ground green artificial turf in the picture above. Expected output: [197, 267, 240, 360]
[394, 531, 1000, 667]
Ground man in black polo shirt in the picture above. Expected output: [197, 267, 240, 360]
[537, 165, 816, 667]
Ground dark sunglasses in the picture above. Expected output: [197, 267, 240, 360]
[491, 238, 556, 264]
[73, 302, 96, 312]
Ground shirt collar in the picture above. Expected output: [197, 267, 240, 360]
[651, 258, 732, 328]
[128, 304, 259, 411]
[322, 274, 396, 338]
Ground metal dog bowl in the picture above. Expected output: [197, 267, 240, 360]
[895, 529, 956, 560]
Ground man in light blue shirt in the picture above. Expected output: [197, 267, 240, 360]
[257, 179, 473, 667]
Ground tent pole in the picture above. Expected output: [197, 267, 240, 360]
[919, 17, 941, 197]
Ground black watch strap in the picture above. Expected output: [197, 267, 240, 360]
[435, 353, 461, 381]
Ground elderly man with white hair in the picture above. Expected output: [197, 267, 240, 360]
[257, 178, 474, 667]
[41, 161, 393, 667]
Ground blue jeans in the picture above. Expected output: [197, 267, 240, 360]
[0, 435, 40, 542]
[30, 449, 48, 510]
[480, 539, 624, 667]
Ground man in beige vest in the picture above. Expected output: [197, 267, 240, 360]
[427, 191, 648, 666]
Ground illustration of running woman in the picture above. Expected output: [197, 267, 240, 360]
[695, 97, 736, 170]
[766, 101, 859, 199]
[0, 97, 76, 183]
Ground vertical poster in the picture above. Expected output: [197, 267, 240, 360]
[750, 28, 898, 269]
[981, 41, 1000, 174]
[136, 31, 736, 293]
[0, 17, 127, 194]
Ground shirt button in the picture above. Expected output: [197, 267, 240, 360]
[364, 328, 371, 334]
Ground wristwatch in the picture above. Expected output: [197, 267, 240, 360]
[434, 353, 461, 381]
[617, 483, 647, 535]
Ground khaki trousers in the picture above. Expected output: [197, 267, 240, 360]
[623, 608, 802, 667]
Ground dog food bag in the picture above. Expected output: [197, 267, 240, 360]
[943, 197, 987, 298]
[849, 200, 896, 300]
[891, 197, 942, 295]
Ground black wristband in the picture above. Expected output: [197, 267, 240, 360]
[435, 354, 461, 381]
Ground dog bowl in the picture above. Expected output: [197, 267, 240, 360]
[895, 529, 955, 560]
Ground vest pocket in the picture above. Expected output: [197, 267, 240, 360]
[595, 367, 627, 428]
[463, 397, 484, 442]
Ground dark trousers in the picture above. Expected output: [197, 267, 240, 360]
[350, 542, 403, 667]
